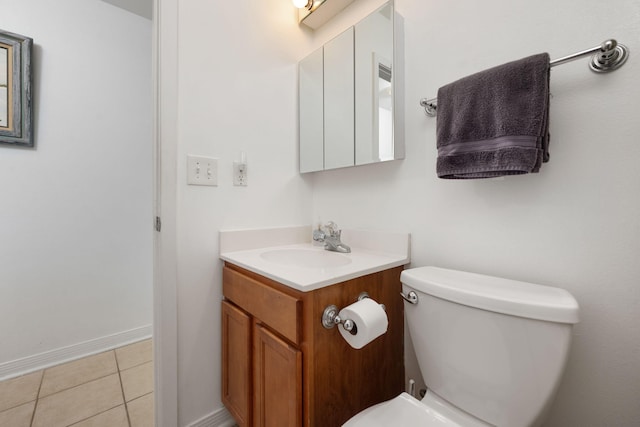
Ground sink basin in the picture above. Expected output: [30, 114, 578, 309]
[220, 227, 410, 291]
[260, 248, 352, 269]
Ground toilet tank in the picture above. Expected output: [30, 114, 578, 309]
[401, 267, 579, 427]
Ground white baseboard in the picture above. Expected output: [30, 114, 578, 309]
[0, 324, 152, 381]
[187, 406, 236, 427]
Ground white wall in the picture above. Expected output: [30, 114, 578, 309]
[101, 0, 152, 20]
[0, 0, 152, 372]
[174, 0, 313, 424]
[311, 1, 640, 426]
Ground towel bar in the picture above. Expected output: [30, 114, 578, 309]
[420, 39, 629, 117]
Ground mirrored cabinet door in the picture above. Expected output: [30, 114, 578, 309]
[355, 3, 394, 165]
[324, 27, 355, 170]
[299, 47, 324, 173]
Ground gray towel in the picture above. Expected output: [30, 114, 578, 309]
[436, 53, 550, 179]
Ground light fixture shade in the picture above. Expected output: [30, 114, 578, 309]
[298, 0, 353, 29]
[292, 0, 311, 9]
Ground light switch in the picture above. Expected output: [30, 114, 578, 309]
[187, 155, 218, 186]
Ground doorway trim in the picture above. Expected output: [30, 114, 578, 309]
[153, 0, 179, 425]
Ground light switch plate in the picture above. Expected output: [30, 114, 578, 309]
[187, 155, 218, 186]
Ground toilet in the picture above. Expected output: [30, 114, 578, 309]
[344, 266, 579, 427]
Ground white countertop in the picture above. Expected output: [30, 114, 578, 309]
[219, 226, 410, 292]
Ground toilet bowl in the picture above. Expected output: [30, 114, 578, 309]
[343, 391, 491, 427]
[343, 266, 579, 427]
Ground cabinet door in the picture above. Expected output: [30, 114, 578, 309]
[253, 323, 302, 427]
[324, 26, 355, 170]
[299, 46, 324, 173]
[222, 301, 252, 427]
[355, 3, 395, 165]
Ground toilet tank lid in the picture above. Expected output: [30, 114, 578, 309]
[401, 267, 579, 324]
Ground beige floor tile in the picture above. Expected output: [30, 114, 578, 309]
[39, 351, 117, 397]
[121, 361, 154, 402]
[0, 370, 42, 412]
[32, 373, 123, 427]
[0, 401, 35, 427]
[127, 392, 154, 427]
[70, 405, 129, 427]
[115, 339, 152, 370]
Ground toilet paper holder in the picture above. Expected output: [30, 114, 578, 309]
[321, 292, 386, 335]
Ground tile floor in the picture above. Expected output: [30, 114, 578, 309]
[0, 339, 153, 427]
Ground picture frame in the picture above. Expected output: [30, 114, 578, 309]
[0, 29, 33, 147]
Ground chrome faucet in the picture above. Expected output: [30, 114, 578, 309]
[312, 221, 351, 253]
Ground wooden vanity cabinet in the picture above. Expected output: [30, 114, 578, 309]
[222, 263, 404, 427]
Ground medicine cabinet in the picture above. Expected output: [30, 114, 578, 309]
[298, 2, 404, 173]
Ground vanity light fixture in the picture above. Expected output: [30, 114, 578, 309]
[295, 0, 355, 29]
[292, 0, 314, 9]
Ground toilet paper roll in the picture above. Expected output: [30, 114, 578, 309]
[338, 298, 388, 349]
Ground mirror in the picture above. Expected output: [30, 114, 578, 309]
[324, 26, 354, 170]
[299, 46, 324, 173]
[355, 3, 394, 165]
[298, 1, 403, 173]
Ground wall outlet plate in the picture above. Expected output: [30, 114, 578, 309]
[187, 155, 218, 186]
[233, 161, 247, 186]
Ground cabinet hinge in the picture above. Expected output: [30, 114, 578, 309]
[155, 216, 161, 232]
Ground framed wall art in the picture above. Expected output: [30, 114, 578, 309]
[0, 29, 33, 147]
